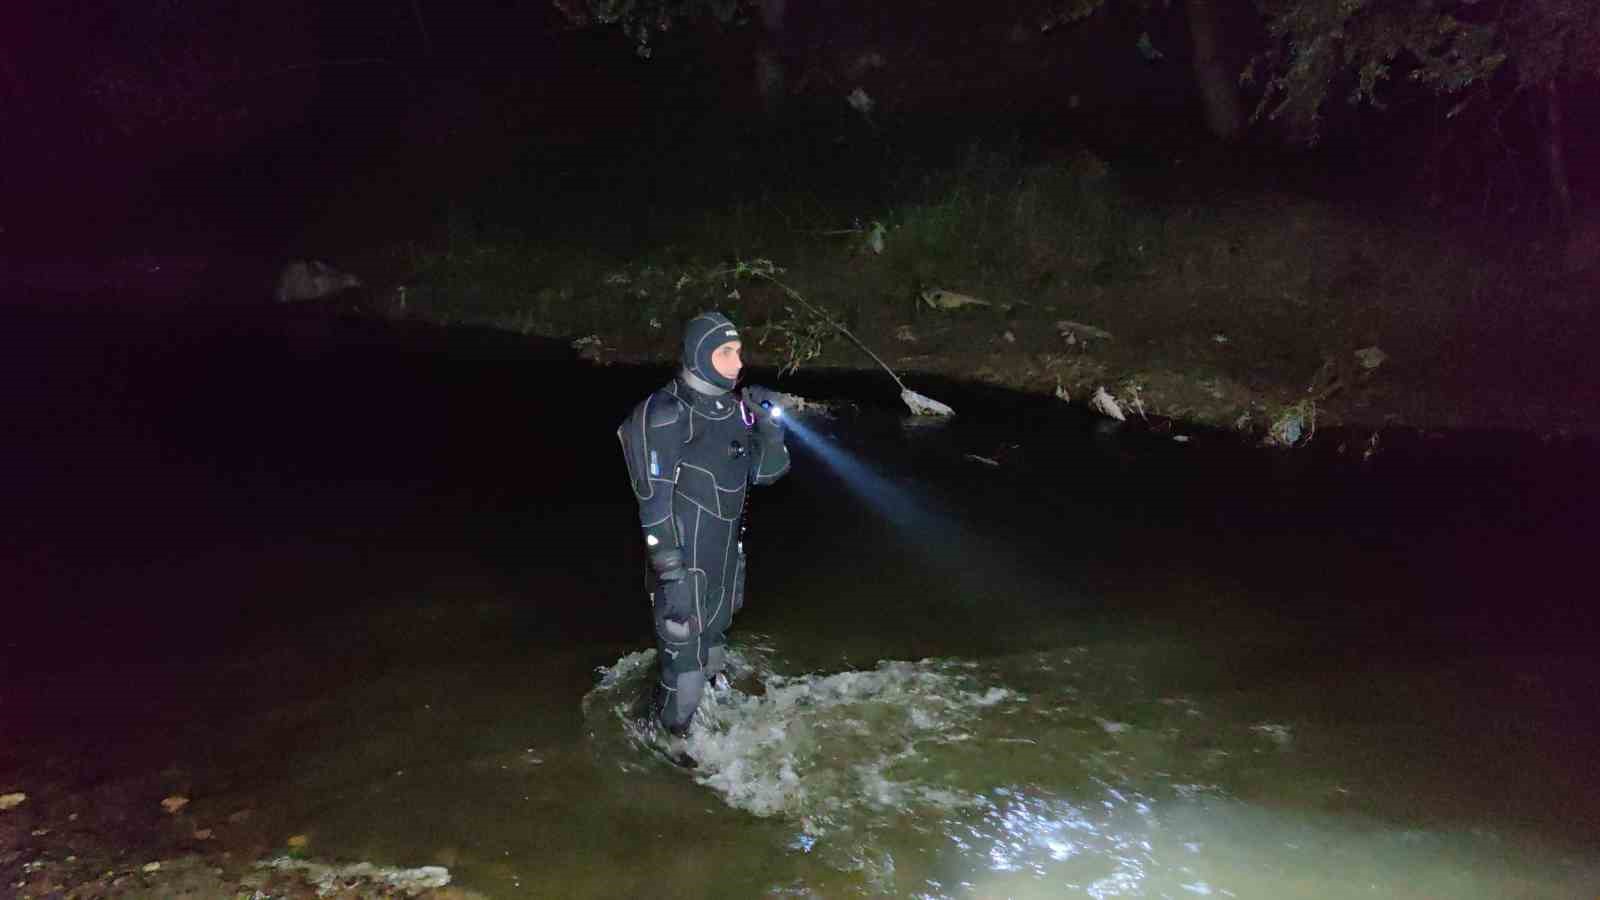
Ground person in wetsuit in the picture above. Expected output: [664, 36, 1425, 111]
[617, 311, 790, 742]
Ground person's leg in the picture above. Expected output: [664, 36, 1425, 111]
[656, 505, 732, 733]
[703, 621, 729, 695]
[702, 523, 742, 691]
[652, 509, 738, 733]
[729, 544, 747, 616]
[652, 565, 706, 736]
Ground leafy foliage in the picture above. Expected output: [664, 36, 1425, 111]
[552, 0, 754, 56]
[726, 259, 841, 376]
[560, 0, 1595, 162]
[1249, 0, 1599, 140]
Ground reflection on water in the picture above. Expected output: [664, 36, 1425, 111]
[581, 639, 1598, 898]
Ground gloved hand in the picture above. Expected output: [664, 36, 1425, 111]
[742, 384, 785, 435]
[649, 547, 687, 583]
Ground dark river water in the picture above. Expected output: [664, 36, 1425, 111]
[5, 298, 1598, 897]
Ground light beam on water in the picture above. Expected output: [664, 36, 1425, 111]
[782, 412, 964, 548]
[584, 640, 1600, 898]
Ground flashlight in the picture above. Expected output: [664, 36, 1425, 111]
[761, 400, 784, 420]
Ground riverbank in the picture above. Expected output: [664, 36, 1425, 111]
[332, 147, 1599, 444]
[3, 783, 476, 899]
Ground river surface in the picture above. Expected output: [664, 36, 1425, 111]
[5, 299, 1598, 897]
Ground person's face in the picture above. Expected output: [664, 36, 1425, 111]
[711, 340, 743, 380]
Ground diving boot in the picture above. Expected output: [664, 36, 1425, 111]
[637, 688, 698, 769]
[644, 719, 698, 769]
[660, 733, 698, 769]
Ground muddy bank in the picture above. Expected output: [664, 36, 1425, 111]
[328, 150, 1600, 444]
[362, 255, 1600, 445]
[2, 780, 478, 899]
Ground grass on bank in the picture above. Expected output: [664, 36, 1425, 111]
[396, 146, 1164, 327]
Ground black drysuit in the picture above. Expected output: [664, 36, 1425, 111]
[618, 340, 789, 734]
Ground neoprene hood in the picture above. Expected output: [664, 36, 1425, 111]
[680, 311, 741, 393]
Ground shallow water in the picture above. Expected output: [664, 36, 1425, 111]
[7, 304, 1598, 897]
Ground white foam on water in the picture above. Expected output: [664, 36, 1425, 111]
[584, 646, 1022, 836]
[685, 658, 1018, 824]
[584, 643, 1600, 897]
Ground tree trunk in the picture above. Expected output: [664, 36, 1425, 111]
[1185, 0, 1243, 140]
[410, 0, 434, 58]
[1543, 79, 1573, 224]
